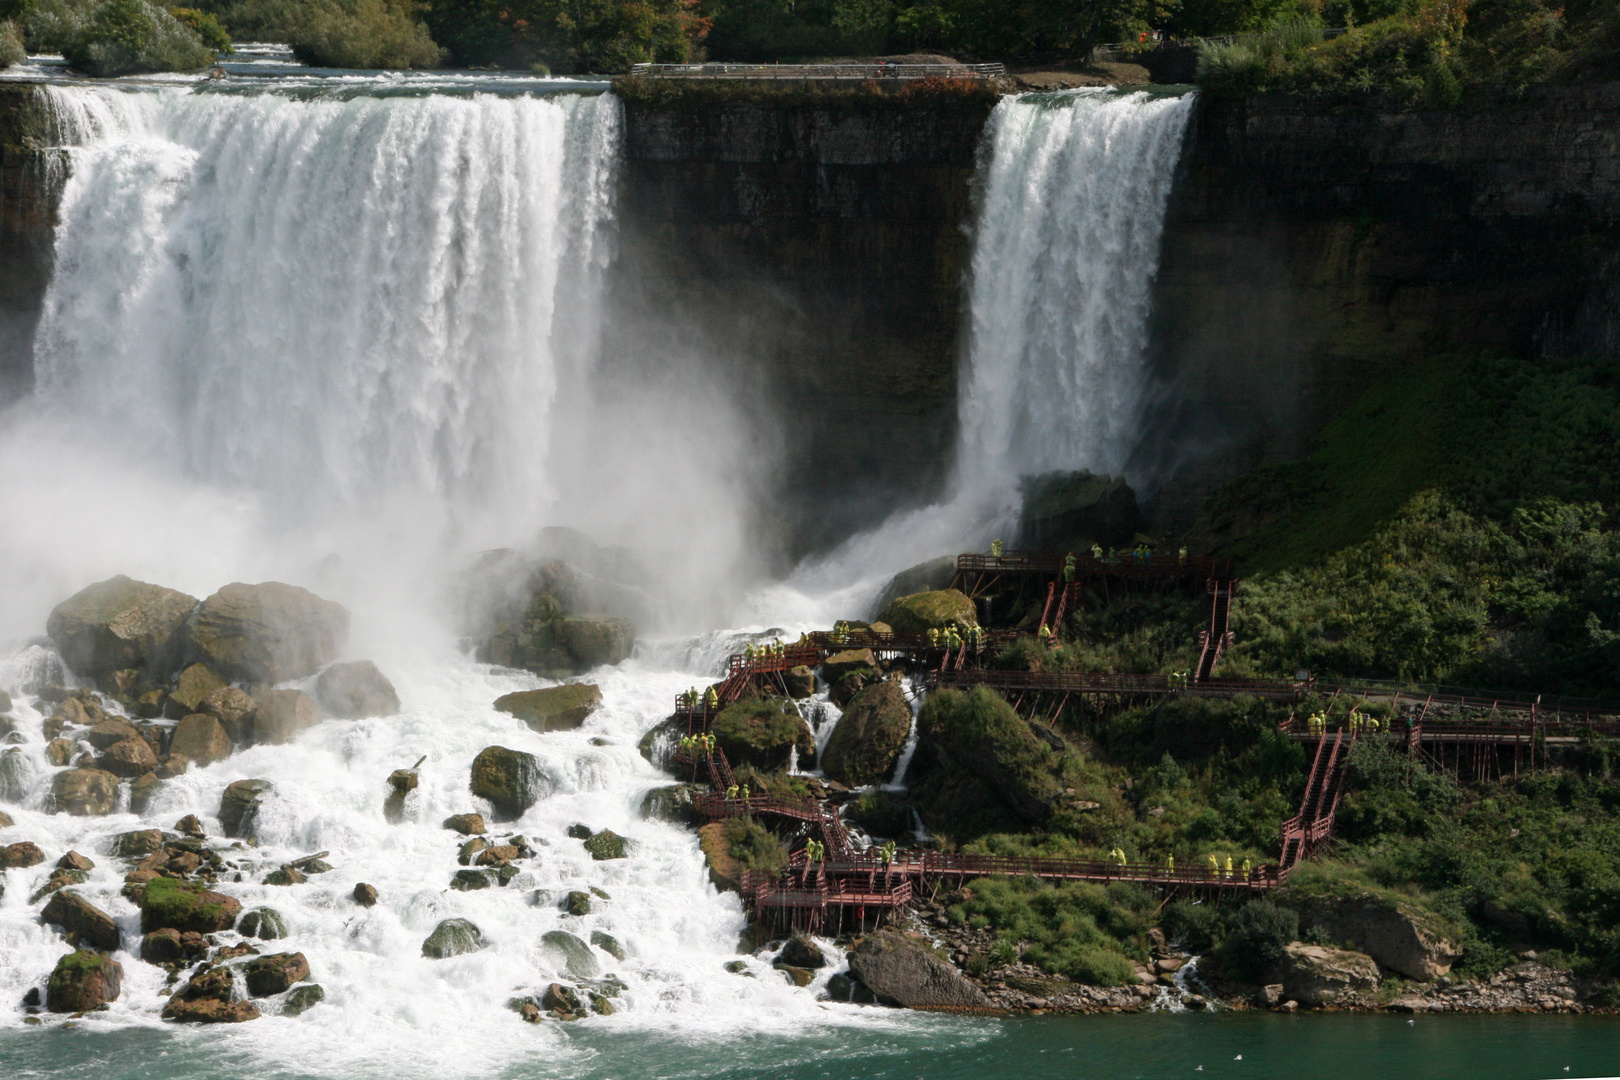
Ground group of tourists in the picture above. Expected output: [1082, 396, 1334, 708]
[679, 733, 716, 757]
[804, 838, 825, 863]
[929, 625, 982, 649]
[724, 783, 752, 801]
[1303, 709, 1388, 735]
[680, 686, 721, 710]
[743, 639, 789, 662]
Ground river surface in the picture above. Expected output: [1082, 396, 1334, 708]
[3, 1012, 1619, 1079]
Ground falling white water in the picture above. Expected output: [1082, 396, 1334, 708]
[771, 88, 1196, 620]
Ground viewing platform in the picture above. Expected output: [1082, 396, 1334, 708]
[627, 62, 1006, 82]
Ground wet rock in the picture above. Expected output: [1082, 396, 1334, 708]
[0, 809, 11, 828]
[110, 829, 164, 857]
[1015, 470, 1139, 553]
[0, 748, 31, 802]
[188, 582, 350, 685]
[876, 589, 978, 635]
[46, 576, 197, 683]
[139, 877, 242, 934]
[283, 983, 325, 1016]
[388, 768, 418, 793]
[778, 933, 827, 970]
[422, 918, 485, 959]
[477, 844, 521, 865]
[458, 838, 489, 864]
[28, 865, 86, 903]
[169, 714, 233, 768]
[140, 927, 207, 964]
[542, 982, 584, 1017]
[263, 866, 306, 886]
[590, 930, 625, 960]
[44, 738, 76, 767]
[219, 779, 273, 837]
[56, 850, 94, 872]
[443, 813, 487, 835]
[314, 660, 400, 719]
[541, 930, 600, 979]
[46, 949, 123, 1013]
[129, 772, 163, 814]
[847, 929, 992, 1009]
[52, 768, 120, 816]
[554, 617, 636, 671]
[639, 783, 703, 827]
[170, 663, 227, 715]
[1290, 892, 1462, 981]
[0, 840, 44, 868]
[821, 648, 880, 685]
[198, 686, 256, 744]
[784, 665, 817, 699]
[582, 829, 628, 861]
[0, 688, 9, 715]
[1276, 942, 1380, 1007]
[86, 719, 141, 751]
[636, 716, 683, 771]
[174, 814, 205, 836]
[470, 745, 546, 821]
[563, 890, 591, 916]
[870, 556, 958, 618]
[712, 701, 815, 772]
[352, 882, 378, 907]
[451, 868, 496, 891]
[156, 754, 189, 780]
[776, 964, 815, 987]
[99, 736, 159, 778]
[822, 679, 912, 787]
[493, 683, 601, 732]
[566, 824, 593, 839]
[42, 890, 120, 951]
[238, 908, 287, 940]
[252, 689, 321, 746]
[163, 966, 260, 1023]
[244, 952, 309, 996]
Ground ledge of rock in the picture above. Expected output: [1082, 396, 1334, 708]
[848, 929, 992, 1010]
[494, 683, 601, 732]
[46, 575, 197, 684]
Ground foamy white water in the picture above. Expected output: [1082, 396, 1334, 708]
[772, 88, 1197, 621]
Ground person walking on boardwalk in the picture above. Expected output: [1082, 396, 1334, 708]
[1179, 545, 1188, 566]
[705, 686, 719, 708]
[991, 538, 1004, 558]
[1224, 855, 1234, 880]
[1064, 553, 1076, 583]
[739, 784, 750, 801]
[726, 784, 738, 800]
[1110, 847, 1127, 869]
[1241, 857, 1252, 880]
[1091, 543, 1103, 560]
[1207, 854, 1220, 877]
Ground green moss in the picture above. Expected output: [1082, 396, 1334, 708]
[139, 876, 236, 934]
[722, 816, 787, 876]
[953, 876, 1150, 986]
[711, 700, 814, 771]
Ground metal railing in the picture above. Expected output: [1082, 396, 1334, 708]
[627, 62, 1005, 81]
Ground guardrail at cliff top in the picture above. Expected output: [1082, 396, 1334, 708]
[627, 62, 1006, 81]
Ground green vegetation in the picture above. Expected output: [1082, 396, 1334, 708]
[283, 0, 439, 67]
[949, 876, 1151, 984]
[24, 0, 217, 75]
[722, 814, 788, 875]
[169, 5, 229, 49]
[711, 699, 815, 770]
[0, 16, 23, 62]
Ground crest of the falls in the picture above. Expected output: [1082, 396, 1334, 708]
[773, 88, 1197, 621]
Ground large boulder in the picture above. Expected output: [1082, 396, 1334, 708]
[85, 718, 140, 750]
[555, 617, 636, 670]
[848, 929, 991, 1009]
[237, 908, 288, 940]
[199, 686, 256, 744]
[639, 784, 703, 827]
[870, 556, 959, 620]
[219, 778, 272, 837]
[169, 663, 226, 714]
[470, 746, 546, 821]
[47, 950, 123, 1012]
[243, 952, 309, 996]
[51, 768, 120, 816]
[1290, 893, 1461, 981]
[1014, 470, 1139, 553]
[636, 717, 683, 772]
[98, 737, 159, 778]
[711, 701, 815, 771]
[162, 965, 260, 1022]
[252, 689, 320, 745]
[422, 917, 485, 959]
[822, 680, 913, 787]
[314, 661, 401, 719]
[187, 582, 350, 684]
[494, 683, 601, 732]
[822, 648, 880, 684]
[877, 590, 978, 636]
[540, 930, 600, 979]
[170, 714, 233, 768]
[139, 877, 242, 934]
[477, 568, 636, 677]
[42, 890, 121, 951]
[1276, 942, 1380, 1007]
[0, 840, 44, 868]
[46, 576, 197, 683]
[917, 687, 1062, 823]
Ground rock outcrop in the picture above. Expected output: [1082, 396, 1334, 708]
[821, 679, 912, 787]
[1014, 471, 1139, 552]
[475, 563, 637, 677]
[848, 929, 992, 1009]
[139, 877, 242, 934]
[314, 660, 401, 718]
[1275, 942, 1380, 1007]
[42, 890, 120, 951]
[47, 950, 123, 1012]
[168, 663, 226, 714]
[187, 582, 350, 684]
[1291, 892, 1461, 981]
[470, 745, 546, 821]
[877, 589, 977, 635]
[494, 683, 601, 732]
[918, 687, 1062, 823]
[46, 576, 197, 684]
[711, 701, 815, 771]
[219, 778, 272, 837]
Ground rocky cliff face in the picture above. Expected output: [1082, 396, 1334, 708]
[0, 84, 64, 404]
[1141, 85, 1620, 522]
[610, 97, 991, 556]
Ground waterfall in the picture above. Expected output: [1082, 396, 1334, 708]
[775, 88, 1196, 618]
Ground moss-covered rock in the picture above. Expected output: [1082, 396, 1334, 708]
[822, 679, 912, 787]
[494, 683, 602, 732]
[917, 687, 1062, 823]
[422, 917, 485, 958]
[582, 829, 628, 860]
[283, 983, 325, 1016]
[188, 582, 349, 684]
[712, 700, 815, 771]
[470, 745, 546, 821]
[877, 589, 977, 635]
[822, 648, 879, 684]
[46, 949, 123, 1012]
[46, 575, 196, 684]
[139, 876, 242, 934]
[314, 660, 400, 718]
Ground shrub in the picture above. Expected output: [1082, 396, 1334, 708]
[46, 0, 215, 75]
[168, 5, 228, 49]
[0, 17, 22, 62]
[1216, 899, 1298, 980]
[284, 0, 440, 68]
[954, 875, 1152, 985]
[722, 815, 787, 876]
[1163, 899, 1224, 952]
